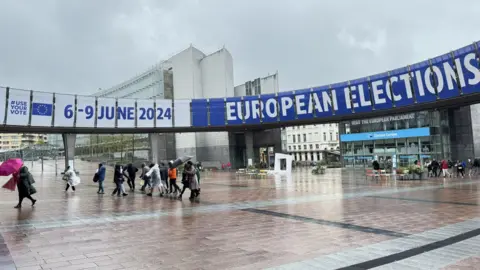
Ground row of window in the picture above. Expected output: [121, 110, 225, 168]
[288, 123, 338, 130]
[288, 144, 339, 151]
[288, 132, 339, 143]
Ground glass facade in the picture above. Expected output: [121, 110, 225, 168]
[339, 111, 451, 168]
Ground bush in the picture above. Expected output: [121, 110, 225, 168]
[326, 162, 342, 168]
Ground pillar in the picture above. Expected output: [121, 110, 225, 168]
[148, 133, 167, 165]
[62, 133, 76, 171]
[245, 131, 254, 166]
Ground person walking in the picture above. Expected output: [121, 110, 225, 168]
[140, 163, 151, 192]
[185, 161, 200, 200]
[457, 160, 466, 178]
[146, 163, 165, 196]
[96, 163, 106, 194]
[431, 159, 440, 177]
[112, 164, 128, 197]
[124, 163, 139, 191]
[64, 166, 80, 192]
[159, 163, 169, 192]
[14, 166, 37, 208]
[441, 159, 451, 178]
[168, 162, 180, 194]
[178, 166, 189, 200]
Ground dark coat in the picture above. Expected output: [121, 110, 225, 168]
[17, 167, 32, 197]
[124, 164, 138, 179]
[113, 165, 124, 184]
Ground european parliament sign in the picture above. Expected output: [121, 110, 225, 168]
[0, 42, 480, 130]
[340, 128, 431, 142]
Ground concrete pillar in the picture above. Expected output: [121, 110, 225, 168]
[62, 133, 76, 171]
[245, 131, 254, 165]
[148, 133, 167, 165]
[313, 152, 318, 161]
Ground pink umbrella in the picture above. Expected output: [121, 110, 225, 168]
[0, 158, 23, 176]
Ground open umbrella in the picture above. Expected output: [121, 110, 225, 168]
[0, 158, 23, 176]
[2, 175, 17, 191]
[169, 155, 193, 168]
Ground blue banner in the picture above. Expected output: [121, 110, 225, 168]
[243, 96, 261, 124]
[226, 97, 243, 125]
[453, 44, 479, 95]
[369, 73, 393, 110]
[349, 78, 372, 113]
[191, 99, 208, 127]
[4, 41, 480, 130]
[260, 93, 278, 123]
[340, 127, 430, 142]
[294, 88, 314, 120]
[388, 67, 414, 108]
[209, 98, 225, 126]
[331, 82, 352, 115]
[410, 60, 438, 103]
[278, 91, 295, 121]
[432, 52, 460, 100]
[311, 86, 334, 118]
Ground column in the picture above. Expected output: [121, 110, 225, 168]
[148, 133, 167, 165]
[245, 131, 254, 165]
[62, 133, 76, 171]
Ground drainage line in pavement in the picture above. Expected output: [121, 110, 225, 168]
[336, 227, 480, 270]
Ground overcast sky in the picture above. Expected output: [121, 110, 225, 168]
[0, 0, 479, 95]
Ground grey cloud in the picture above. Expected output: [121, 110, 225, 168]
[0, 0, 479, 94]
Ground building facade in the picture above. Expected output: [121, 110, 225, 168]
[339, 110, 452, 168]
[284, 124, 340, 163]
[79, 45, 282, 168]
[0, 133, 47, 150]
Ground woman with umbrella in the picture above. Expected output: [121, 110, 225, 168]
[14, 166, 37, 208]
[0, 159, 36, 208]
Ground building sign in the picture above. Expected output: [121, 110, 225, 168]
[340, 127, 430, 142]
[350, 113, 415, 126]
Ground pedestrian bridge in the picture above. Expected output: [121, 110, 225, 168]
[2, 42, 480, 134]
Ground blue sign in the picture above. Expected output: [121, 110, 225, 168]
[191, 99, 208, 127]
[209, 98, 226, 126]
[340, 127, 430, 142]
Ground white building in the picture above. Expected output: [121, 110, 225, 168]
[88, 45, 280, 167]
[284, 124, 340, 163]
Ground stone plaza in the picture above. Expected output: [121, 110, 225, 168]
[0, 160, 479, 269]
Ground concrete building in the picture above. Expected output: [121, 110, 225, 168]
[0, 133, 47, 150]
[85, 45, 282, 168]
[284, 124, 340, 163]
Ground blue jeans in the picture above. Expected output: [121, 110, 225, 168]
[98, 181, 104, 193]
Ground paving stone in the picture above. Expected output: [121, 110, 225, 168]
[1, 161, 480, 269]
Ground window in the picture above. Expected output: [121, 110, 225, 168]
[330, 132, 333, 141]
[323, 132, 326, 141]
[297, 134, 301, 142]
[288, 146, 291, 151]
[303, 145, 307, 150]
[336, 132, 339, 140]
[309, 144, 313, 149]
[293, 136, 296, 143]
[316, 144, 319, 149]
[245, 81, 252, 96]
[293, 145, 296, 150]
[303, 134, 307, 142]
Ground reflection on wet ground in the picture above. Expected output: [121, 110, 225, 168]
[0, 160, 479, 269]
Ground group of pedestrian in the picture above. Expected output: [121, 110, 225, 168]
[93, 160, 201, 200]
[426, 158, 474, 178]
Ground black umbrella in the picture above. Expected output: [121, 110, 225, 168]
[169, 155, 193, 168]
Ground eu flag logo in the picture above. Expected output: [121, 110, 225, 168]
[32, 102, 53, 116]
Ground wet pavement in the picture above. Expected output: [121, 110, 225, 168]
[0, 160, 479, 269]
